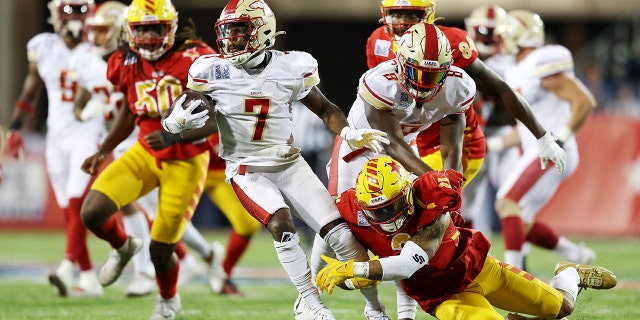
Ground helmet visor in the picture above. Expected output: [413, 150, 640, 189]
[404, 58, 449, 89]
[362, 186, 411, 223]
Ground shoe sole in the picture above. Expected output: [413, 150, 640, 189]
[48, 273, 68, 297]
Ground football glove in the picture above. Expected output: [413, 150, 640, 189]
[316, 255, 355, 294]
[80, 98, 116, 121]
[449, 209, 466, 227]
[7, 130, 24, 159]
[537, 131, 567, 174]
[161, 94, 209, 134]
[414, 170, 462, 213]
[340, 127, 390, 153]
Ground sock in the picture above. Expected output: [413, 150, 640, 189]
[223, 230, 251, 276]
[501, 216, 525, 269]
[526, 221, 560, 249]
[174, 241, 187, 260]
[67, 198, 92, 271]
[122, 210, 153, 275]
[181, 222, 211, 259]
[156, 258, 179, 299]
[274, 233, 322, 313]
[554, 237, 581, 262]
[549, 266, 580, 302]
[91, 215, 127, 250]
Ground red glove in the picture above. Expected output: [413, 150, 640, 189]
[8, 131, 25, 159]
[414, 170, 462, 213]
[442, 169, 465, 191]
[449, 209, 466, 227]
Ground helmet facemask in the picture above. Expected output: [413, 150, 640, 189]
[49, 0, 94, 39]
[215, 18, 265, 65]
[361, 184, 414, 235]
[125, 0, 178, 62]
[383, 9, 427, 38]
[215, 0, 282, 66]
[127, 22, 177, 61]
[465, 5, 507, 57]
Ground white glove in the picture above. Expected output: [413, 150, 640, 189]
[340, 126, 390, 154]
[81, 98, 115, 121]
[161, 94, 209, 134]
[537, 131, 567, 174]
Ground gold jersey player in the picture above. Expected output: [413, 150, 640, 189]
[79, 1, 216, 319]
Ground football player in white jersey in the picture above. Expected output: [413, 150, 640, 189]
[162, 1, 390, 319]
[6, 0, 104, 297]
[329, 22, 473, 201]
[494, 10, 597, 270]
[69, 1, 157, 298]
[463, 5, 522, 236]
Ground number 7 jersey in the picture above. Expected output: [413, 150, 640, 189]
[187, 50, 320, 170]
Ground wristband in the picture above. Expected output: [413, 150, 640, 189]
[556, 126, 573, 143]
[352, 262, 369, 278]
[14, 100, 35, 115]
[339, 126, 350, 139]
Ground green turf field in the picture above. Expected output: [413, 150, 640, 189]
[0, 229, 638, 319]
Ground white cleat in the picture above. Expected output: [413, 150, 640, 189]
[208, 241, 226, 294]
[125, 272, 156, 297]
[72, 270, 103, 297]
[149, 294, 182, 320]
[48, 259, 74, 297]
[364, 306, 390, 320]
[294, 294, 315, 320]
[313, 307, 337, 320]
[99, 236, 143, 286]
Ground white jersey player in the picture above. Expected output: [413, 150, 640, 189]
[162, 1, 390, 319]
[6, 0, 104, 297]
[328, 23, 475, 197]
[494, 10, 597, 269]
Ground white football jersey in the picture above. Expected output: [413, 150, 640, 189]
[68, 47, 133, 157]
[348, 60, 476, 144]
[187, 50, 320, 175]
[504, 45, 575, 149]
[69, 47, 123, 109]
[27, 33, 98, 131]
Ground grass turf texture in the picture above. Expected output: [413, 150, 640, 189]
[0, 229, 638, 319]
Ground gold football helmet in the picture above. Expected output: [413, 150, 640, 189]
[381, 0, 436, 37]
[396, 22, 452, 102]
[464, 5, 507, 57]
[48, 0, 94, 39]
[496, 10, 545, 56]
[125, 0, 178, 61]
[86, 1, 127, 56]
[215, 0, 283, 66]
[355, 156, 414, 235]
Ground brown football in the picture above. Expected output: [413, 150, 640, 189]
[163, 91, 210, 120]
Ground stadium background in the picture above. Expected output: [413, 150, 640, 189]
[1, 0, 640, 236]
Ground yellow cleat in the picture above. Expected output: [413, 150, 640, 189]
[555, 262, 617, 290]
